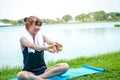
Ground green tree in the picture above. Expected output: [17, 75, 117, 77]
[94, 11, 107, 21]
[116, 12, 120, 20]
[17, 19, 24, 25]
[10, 21, 17, 26]
[62, 14, 72, 22]
[75, 14, 86, 22]
[87, 12, 95, 21]
[108, 12, 120, 21]
[1, 19, 10, 23]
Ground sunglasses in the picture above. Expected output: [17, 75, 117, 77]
[24, 17, 42, 26]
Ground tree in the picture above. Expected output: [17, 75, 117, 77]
[94, 11, 107, 21]
[62, 14, 72, 22]
[110, 12, 120, 20]
[17, 19, 24, 25]
[75, 14, 86, 22]
[1, 19, 10, 23]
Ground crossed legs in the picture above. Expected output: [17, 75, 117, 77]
[17, 63, 69, 80]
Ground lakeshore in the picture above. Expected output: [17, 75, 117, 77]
[0, 51, 120, 80]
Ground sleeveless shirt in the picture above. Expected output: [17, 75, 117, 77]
[22, 47, 46, 72]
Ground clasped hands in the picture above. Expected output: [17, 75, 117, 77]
[46, 43, 63, 53]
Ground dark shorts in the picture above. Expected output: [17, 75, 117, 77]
[31, 67, 47, 75]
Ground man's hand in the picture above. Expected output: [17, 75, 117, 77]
[46, 45, 57, 53]
[55, 43, 63, 53]
[46, 43, 63, 53]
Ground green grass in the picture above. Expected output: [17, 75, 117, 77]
[114, 24, 120, 27]
[0, 51, 120, 80]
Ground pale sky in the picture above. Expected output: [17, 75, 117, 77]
[0, 0, 120, 20]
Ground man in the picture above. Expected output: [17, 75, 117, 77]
[17, 16, 69, 80]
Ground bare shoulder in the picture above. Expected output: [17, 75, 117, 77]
[19, 36, 28, 46]
[20, 36, 26, 50]
[20, 36, 27, 42]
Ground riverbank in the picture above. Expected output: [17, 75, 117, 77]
[0, 51, 120, 80]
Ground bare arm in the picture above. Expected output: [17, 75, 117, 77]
[42, 35, 56, 45]
[20, 36, 57, 53]
[42, 35, 63, 52]
[20, 36, 47, 51]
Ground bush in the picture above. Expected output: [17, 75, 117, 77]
[114, 24, 120, 27]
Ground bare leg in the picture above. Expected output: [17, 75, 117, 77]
[17, 63, 69, 80]
[17, 71, 45, 80]
[38, 63, 69, 79]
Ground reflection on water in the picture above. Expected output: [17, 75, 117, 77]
[0, 22, 120, 67]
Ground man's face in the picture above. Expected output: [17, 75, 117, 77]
[24, 16, 42, 35]
[28, 24, 41, 35]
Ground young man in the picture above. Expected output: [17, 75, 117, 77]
[17, 16, 69, 80]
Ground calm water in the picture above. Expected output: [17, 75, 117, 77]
[0, 22, 120, 67]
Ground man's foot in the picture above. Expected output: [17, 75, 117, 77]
[28, 74, 47, 80]
[34, 76, 47, 80]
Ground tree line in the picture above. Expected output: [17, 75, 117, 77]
[0, 10, 120, 26]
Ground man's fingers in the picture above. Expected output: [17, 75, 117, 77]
[55, 43, 63, 52]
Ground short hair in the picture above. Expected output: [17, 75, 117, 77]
[24, 16, 42, 29]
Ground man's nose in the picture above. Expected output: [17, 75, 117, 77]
[36, 26, 40, 31]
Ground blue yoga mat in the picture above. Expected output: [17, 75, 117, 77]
[10, 65, 105, 80]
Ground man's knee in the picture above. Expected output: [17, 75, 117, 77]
[17, 71, 28, 79]
[63, 63, 69, 70]
[59, 63, 69, 71]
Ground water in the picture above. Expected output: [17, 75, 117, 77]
[0, 22, 120, 67]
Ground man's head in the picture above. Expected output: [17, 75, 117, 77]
[24, 16, 42, 30]
[24, 16, 42, 35]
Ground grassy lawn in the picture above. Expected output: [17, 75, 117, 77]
[0, 51, 120, 80]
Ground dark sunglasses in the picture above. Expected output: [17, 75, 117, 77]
[24, 17, 42, 26]
[35, 19, 42, 26]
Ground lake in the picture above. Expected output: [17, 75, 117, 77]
[0, 22, 120, 67]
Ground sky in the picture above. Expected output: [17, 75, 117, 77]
[0, 0, 120, 20]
